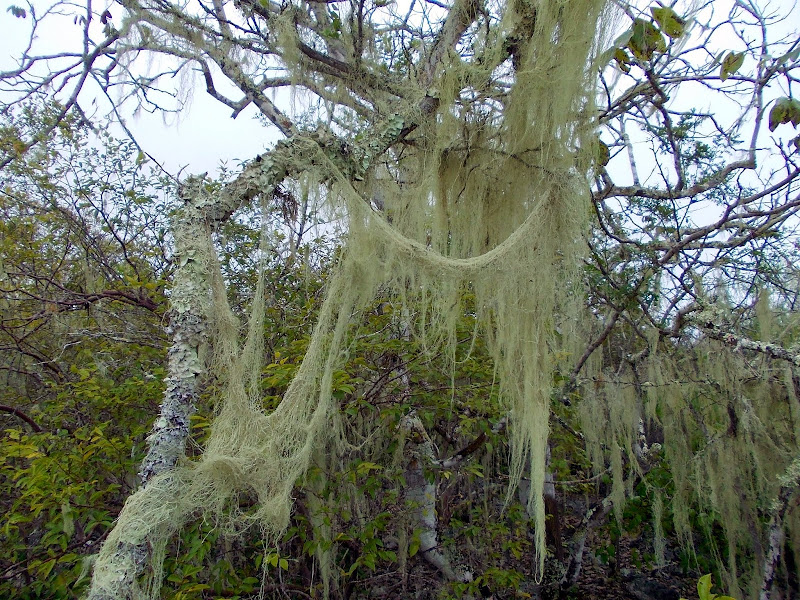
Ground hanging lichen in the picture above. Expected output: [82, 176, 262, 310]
[578, 300, 800, 598]
[88, 0, 613, 596]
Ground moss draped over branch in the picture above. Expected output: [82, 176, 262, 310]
[87, 0, 613, 596]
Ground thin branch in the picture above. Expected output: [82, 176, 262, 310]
[0, 404, 44, 432]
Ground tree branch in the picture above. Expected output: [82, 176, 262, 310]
[0, 404, 44, 433]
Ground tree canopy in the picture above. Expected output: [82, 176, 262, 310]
[1, 0, 800, 599]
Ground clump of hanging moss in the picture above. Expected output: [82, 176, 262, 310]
[89, 0, 613, 596]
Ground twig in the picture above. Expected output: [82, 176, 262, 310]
[0, 404, 44, 432]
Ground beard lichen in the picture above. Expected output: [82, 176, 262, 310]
[578, 316, 800, 597]
[89, 0, 613, 596]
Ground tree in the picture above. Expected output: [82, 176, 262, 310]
[2, 0, 800, 598]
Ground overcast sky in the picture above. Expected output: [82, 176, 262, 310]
[123, 94, 276, 177]
[1, 4, 277, 177]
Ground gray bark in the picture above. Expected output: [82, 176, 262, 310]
[759, 456, 800, 600]
[400, 412, 472, 583]
[139, 190, 213, 484]
[559, 497, 612, 592]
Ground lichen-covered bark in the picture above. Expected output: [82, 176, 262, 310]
[85, 542, 149, 600]
[400, 413, 471, 583]
[759, 456, 800, 600]
[693, 309, 800, 367]
[138, 200, 212, 484]
[86, 184, 215, 600]
[137, 311, 205, 483]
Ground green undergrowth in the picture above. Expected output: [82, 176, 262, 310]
[0, 356, 165, 598]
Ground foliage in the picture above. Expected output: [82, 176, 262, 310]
[0, 102, 172, 390]
[682, 574, 737, 600]
[0, 364, 164, 598]
[1, 0, 800, 599]
[0, 104, 171, 597]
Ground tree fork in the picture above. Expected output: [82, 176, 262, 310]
[82, 79, 465, 600]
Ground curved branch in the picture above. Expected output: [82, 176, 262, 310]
[0, 404, 44, 432]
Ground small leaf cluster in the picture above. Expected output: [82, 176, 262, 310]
[604, 5, 687, 70]
[681, 574, 737, 600]
[768, 97, 800, 132]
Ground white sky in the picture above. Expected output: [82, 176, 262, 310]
[124, 95, 275, 176]
[0, 4, 277, 177]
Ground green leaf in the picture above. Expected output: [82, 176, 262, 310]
[37, 558, 57, 579]
[61, 502, 75, 538]
[720, 51, 745, 81]
[651, 7, 686, 39]
[408, 532, 421, 557]
[768, 102, 786, 132]
[595, 138, 610, 167]
[466, 464, 485, 478]
[697, 574, 714, 600]
[355, 461, 383, 475]
[769, 97, 800, 131]
[613, 28, 634, 48]
[628, 18, 666, 61]
[598, 29, 633, 67]
[614, 48, 632, 73]
[776, 46, 800, 65]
